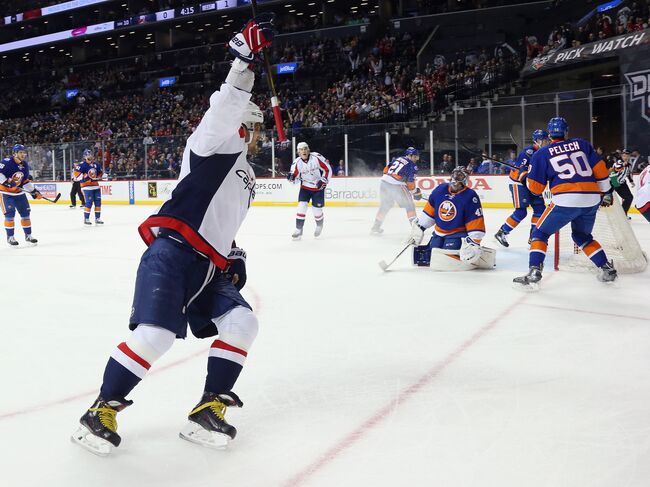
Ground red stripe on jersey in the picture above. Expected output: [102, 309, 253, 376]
[211, 339, 248, 357]
[639, 201, 650, 213]
[318, 160, 330, 179]
[117, 342, 151, 370]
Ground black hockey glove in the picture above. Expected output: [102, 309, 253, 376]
[225, 247, 247, 291]
[316, 178, 327, 191]
[411, 187, 423, 200]
[287, 172, 296, 182]
[601, 192, 613, 207]
[30, 189, 43, 199]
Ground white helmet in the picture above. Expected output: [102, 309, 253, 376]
[297, 142, 309, 151]
[243, 101, 263, 131]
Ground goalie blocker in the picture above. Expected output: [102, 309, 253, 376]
[413, 239, 496, 270]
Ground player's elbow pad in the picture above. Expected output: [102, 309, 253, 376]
[225, 58, 255, 92]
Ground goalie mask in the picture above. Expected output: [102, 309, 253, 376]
[449, 166, 468, 192]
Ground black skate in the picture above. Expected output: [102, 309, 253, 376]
[494, 228, 509, 247]
[597, 260, 618, 283]
[69, 204, 76, 208]
[71, 396, 133, 456]
[291, 228, 303, 240]
[179, 391, 243, 449]
[314, 220, 324, 238]
[95, 219, 104, 225]
[513, 264, 543, 290]
[7, 236, 18, 246]
[370, 224, 384, 235]
[25, 235, 38, 245]
[84, 219, 92, 226]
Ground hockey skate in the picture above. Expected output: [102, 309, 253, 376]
[597, 260, 618, 283]
[370, 223, 384, 235]
[314, 221, 324, 238]
[25, 235, 38, 245]
[71, 396, 133, 456]
[69, 204, 76, 208]
[494, 228, 509, 247]
[291, 228, 303, 240]
[84, 219, 92, 226]
[95, 219, 104, 225]
[7, 236, 18, 247]
[179, 391, 243, 450]
[513, 264, 543, 291]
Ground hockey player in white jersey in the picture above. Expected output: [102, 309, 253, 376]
[636, 164, 650, 222]
[288, 142, 332, 239]
[71, 14, 274, 456]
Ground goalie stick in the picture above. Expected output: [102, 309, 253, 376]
[379, 242, 412, 271]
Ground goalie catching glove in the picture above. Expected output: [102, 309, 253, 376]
[224, 247, 247, 291]
[459, 237, 481, 264]
[228, 13, 275, 63]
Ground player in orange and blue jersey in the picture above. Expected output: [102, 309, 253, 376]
[0, 144, 42, 246]
[494, 129, 548, 247]
[74, 149, 104, 225]
[409, 166, 486, 265]
[513, 117, 617, 287]
[371, 147, 422, 235]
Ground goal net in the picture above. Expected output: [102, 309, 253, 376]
[553, 194, 647, 273]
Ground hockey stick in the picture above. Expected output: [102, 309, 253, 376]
[379, 242, 412, 271]
[248, 160, 290, 177]
[459, 142, 517, 170]
[509, 132, 519, 150]
[21, 189, 61, 203]
[250, 0, 287, 142]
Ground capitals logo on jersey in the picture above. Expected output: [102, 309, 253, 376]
[438, 200, 457, 221]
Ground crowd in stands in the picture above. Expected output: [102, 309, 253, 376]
[525, 0, 650, 60]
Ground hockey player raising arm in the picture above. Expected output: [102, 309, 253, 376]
[409, 166, 494, 269]
[71, 14, 275, 456]
[513, 117, 616, 288]
[0, 144, 42, 246]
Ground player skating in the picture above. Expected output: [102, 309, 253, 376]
[0, 144, 42, 246]
[371, 146, 422, 235]
[409, 166, 493, 268]
[635, 164, 650, 222]
[288, 141, 331, 239]
[513, 117, 617, 288]
[75, 149, 104, 225]
[494, 130, 548, 247]
[71, 14, 274, 455]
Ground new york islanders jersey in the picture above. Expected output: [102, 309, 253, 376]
[138, 81, 256, 271]
[527, 138, 610, 207]
[290, 152, 331, 190]
[74, 161, 103, 189]
[0, 157, 35, 196]
[381, 156, 418, 190]
[508, 145, 536, 184]
[72, 163, 83, 182]
[419, 183, 485, 241]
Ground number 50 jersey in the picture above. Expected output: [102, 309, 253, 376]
[527, 138, 610, 207]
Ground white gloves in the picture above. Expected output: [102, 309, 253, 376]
[409, 220, 425, 246]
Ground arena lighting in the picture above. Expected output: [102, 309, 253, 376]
[297, 12, 304, 15]
[289, 9, 296, 12]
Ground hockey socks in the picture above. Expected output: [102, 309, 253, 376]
[100, 325, 175, 400]
[4, 218, 14, 237]
[205, 340, 246, 393]
[579, 240, 607, 268]
[529, 240, 548, 268]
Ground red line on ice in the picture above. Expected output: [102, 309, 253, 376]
[0, 286, 262, 421]
[282, 291, 535, 487]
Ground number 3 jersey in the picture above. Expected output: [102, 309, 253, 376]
[381, 156, 417, 190]
[527, 138, 610, 207]
[420, 182, 486, 241]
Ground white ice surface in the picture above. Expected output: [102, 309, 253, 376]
[1, 204, 649, 487]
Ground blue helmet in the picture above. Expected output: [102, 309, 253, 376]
[547, 117, 568, 139]
[531, 129, 548, 144]
[12, 143, 25, 153]
[83, 149, 93, 158]
[405, 147, 419, 156]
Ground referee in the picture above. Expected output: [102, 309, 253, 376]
[610, 149, 634, 215]
[70, 160, 85, 208]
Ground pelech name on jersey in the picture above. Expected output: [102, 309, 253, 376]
[548, 141, 580, 156]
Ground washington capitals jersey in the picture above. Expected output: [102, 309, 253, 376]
[419, 183, 485, 241]
[290, 152, 331, 190]
[636, 165, 650, 214]
[0, 157, 35, 196]
[381, 156, 418, 190]
[138, 81, 256, 271]
[527, 138, 609, 207]
[508, 145, 536, 184]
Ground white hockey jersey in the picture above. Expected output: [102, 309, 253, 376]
[636, 165, 650, 213]
[138, 82, 255, 270]
[290, 152, 331, 190]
